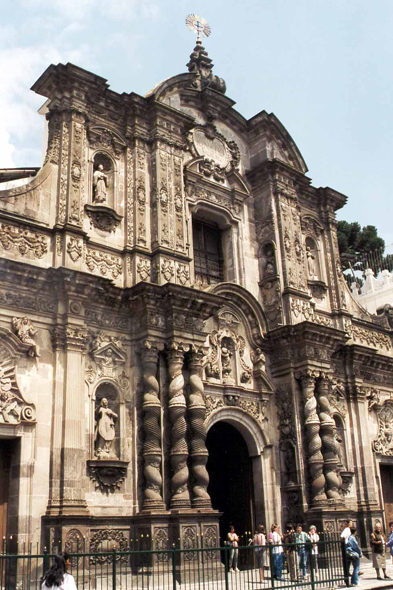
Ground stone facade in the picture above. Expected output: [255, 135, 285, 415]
[0, 39, 392, 553]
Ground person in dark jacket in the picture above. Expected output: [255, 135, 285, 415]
[370, 523, 390, 580]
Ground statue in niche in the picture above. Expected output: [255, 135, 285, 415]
[95, 397, 118, 459]
[251, 348, 266, 372]
[221, 346, 232, 378]
[281, 442, 297, 486]
[306, 246, 317, 279]
[93, 164, 108, 203]
[12, 316, 40, 357]
[263, 245, 276, 278]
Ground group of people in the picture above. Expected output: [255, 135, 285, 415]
[227, 522, 319, 581]
[342, 518, 393, 587]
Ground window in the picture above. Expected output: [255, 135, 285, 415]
[193, 219, 224, 285]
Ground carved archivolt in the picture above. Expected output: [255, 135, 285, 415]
[205, 394, 267, 424]
[373, 402, 393, 456]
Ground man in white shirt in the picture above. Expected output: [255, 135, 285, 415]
[340, 520, 353, 544]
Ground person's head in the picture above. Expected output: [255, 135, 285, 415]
[309, 525, 316, 534]
[42, 551, 70, 587]
[273, 524, 280, 532]
[271, 524, 276, 532]
[286, 523, 294, 532]
[389, 522, 393, 529]
[350, 527, 357, 535]
[375, 522, 382, 532]
[257, 524, 265, 534]
[229, 525, 235, 533]
[342, 519, 352, 530]
[296, 524, 302, 533]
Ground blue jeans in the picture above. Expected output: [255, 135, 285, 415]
[273, 553, 283, 579]
[229, 547, 238, 570]
[298, 549, 307, 576]
[351, 556, 360, 585]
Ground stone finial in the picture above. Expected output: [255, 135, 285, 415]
[186, 42, 226, 94]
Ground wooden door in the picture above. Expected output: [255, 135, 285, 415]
[380, 465, 393, 527]
[0, 440, 11, 550]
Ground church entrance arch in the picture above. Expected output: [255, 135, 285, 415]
[206, 412, 266, 545]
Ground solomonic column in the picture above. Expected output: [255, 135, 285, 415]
[167, 342, 191, 509]
[141, 340, 165, 511]
[317, 374, 341, 499]
[188, 345, 212, 509]
[300, 371, 327, 503]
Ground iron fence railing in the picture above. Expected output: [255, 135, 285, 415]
[0, 538, 349, 590]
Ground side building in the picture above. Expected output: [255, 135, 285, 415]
[0, 39, 392, 553]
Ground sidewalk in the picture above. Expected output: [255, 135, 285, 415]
[340, 559, 393, 590]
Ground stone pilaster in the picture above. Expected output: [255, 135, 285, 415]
[188, 346, 211, 509]
[316, 374, 341, 499]
[300, 371, 327, 504]
[141, 340, 165, 511]
[167, 342, 191, 510]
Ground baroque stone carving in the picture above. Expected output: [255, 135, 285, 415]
[85, 204, 123, 232]
[67, 237, 83, 262]
[154, 528, 169, 559]
[93, 164, 108, 203]
[188, 347, 211, 508]
[12, 316, 40, 357]
[329, 379, 347, 418]
[276, 385, 296, 443]
[89, 529, 129, 564]
[344, 319, 392, 351]
[167, 342, 190, 508]
[0, 223, 48, 259]
[65, 529, 84, 566]
[373, 402, 393, 456]
[86, 249, 122, 279]
[204, 323, 253, 386]
[91, 332, 126, 376]
[88, 461, 127, 494]
[0, 361, 35, 424]
[140, 340, 165, 510]
[316, 375, 341, 499]
[137, 259, 151, 282]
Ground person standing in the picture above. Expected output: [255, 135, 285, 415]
[227, 525, 240, 573]
[347, 527, 362, 587]
[253, 524, 266, 581]
[370, 522, 390, 580]
[341, 520, 353, 544]
[386, 522, 393, 565]
[283, 523, 297, 582]
[41, 552, 77, 589]
[295, 524, 310, 580]
[271, 524, 284, 581]
[309, 525, 320, 576]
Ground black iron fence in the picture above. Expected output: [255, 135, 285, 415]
[1, 537, 349, 590]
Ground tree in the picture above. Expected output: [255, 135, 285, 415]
[337, 221, 385, 282]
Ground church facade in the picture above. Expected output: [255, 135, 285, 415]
[0, 38, 393, 554]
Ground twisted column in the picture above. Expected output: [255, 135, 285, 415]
[188, 346, 212, 509]
[300, 371, 327, 503]
[316, 374, 341, 499]
[141, 340, 165, 510]
[167, 343, 191, 509]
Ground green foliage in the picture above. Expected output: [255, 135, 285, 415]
[337, 221, 385, 256]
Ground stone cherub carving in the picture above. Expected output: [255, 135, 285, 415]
[12, 316, 40, 357]
[93, 164, 108, 204]
[95, 397, 118, 459]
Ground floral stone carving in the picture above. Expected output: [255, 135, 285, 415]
[0, 362, 35, 424]
[90, 332, 126, 377]
[85, 204, 123, 232]
[88, 460, 128, 493]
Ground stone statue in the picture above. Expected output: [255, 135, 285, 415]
[93, 164, 108, 204]
[12, 316, 40, 357]
[251, 348, 266, 372]
[95, 397, 118, 459]
[221, 346, 232, 378]
[306, 246, 317, 279]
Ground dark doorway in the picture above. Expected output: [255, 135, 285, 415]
[380, 465, 393, 528]
[0, 439, 13, 549]
[206, 421, 254, 545]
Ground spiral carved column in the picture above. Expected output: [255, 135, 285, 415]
[300, 371, 327, 503]
[188, 346, 212, 509]
[167, 343, 191, 509]
[316, 374, 341, 499]
[141, 340, 165, 511]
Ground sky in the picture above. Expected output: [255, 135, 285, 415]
[1, 0, 393, 248]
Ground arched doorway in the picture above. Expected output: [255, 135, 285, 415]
[206, 421, 255, 544]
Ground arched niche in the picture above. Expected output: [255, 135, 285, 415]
[280, 440, 298, 486]
[259, 241, 277, 282]
[94, 382, 120, 460]
[92, 152, 116, 209]
[305, 236, 321, 281]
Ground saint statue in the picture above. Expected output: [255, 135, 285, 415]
[306, 246, 317, 279]
[94, 397, 118, 459]
[93, 164, 108, 203]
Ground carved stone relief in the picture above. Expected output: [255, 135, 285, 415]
[0, 223, 48, 260]
[86, 249, 122, 279]
[88, 461, 127, 493]
[373, 402, 393, 456]
[0, 356, 35, 425]
[89, 529, 129, 564]
[12, 316, 40, 357]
